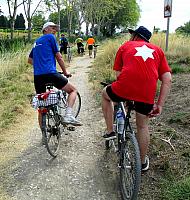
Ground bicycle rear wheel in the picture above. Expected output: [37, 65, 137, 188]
[41, 109, 61, 157]
[94, 49, 97, 58]
[120, 131, 141, 200]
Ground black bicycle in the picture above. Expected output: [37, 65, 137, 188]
[67, 46, 72, 63]
[93, 44, 99, 58]
[33, 83, 81, 157]
[101, 82, 141, 200]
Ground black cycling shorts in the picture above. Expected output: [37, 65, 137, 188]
[88, 45, 93, 50]
[60, 46, 67, 54]
[34, 73, 68, 94]
[106, 85, 153, 116]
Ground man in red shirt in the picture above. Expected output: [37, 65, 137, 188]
[101, 26, 172, 171]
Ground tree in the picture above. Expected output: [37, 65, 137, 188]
[23, 0, 43, 41]
[176, 21, 190, 36]
[7, 0, 23, 39]
[48, 8, 77, 34]
[15, 13, 25, 30]
[32, 12, 46, 31]
[82, 0, 140, 36]
[102, 0, 140, 36]
[0, 15, 9, 29]
[63, 0, 78, 36]
[0, 6, 3, 15]
[45, 0, 62, 37]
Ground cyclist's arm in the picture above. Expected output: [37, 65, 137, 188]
[28, 57, 33, 65]
[149, 72, 172, 117]
[28, 49, 33, 65]
[55, 52, 70, 76]
[157, 71, 172, 107]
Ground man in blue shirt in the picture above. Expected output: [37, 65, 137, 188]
[28, 22, 82, 140]
[60, 34, 68, 54]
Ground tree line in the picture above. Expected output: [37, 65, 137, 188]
[0, 13, 25, 30]
[0, 0, 140, 41]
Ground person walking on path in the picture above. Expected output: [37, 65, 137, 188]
[75, 37, 84, 55]
[60, 33, 69, 55]
[28, 22, 82, 143]
[101, 26, 172, 172]
[86, 36, 95, 58]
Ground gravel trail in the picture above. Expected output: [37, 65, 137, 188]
[0, 54, 121, 200]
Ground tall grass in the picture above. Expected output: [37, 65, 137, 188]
[90, 33, 190, 88]
[0, 45, 34, 129]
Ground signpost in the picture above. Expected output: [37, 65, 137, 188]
[164, 0, 172, 51]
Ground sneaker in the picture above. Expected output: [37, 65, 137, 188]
[141, 155, 149, 172]
[62, 114, 82, 126]
[103, 131, 116, 140]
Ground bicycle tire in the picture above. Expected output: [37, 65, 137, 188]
[41, 110, 61, 157]
[61, 92, 81, 118]
[68, 52, 71, 63]
[105, 140, 110, 150]
[94, 49, 96, 58]
[120, 131, 141, 200]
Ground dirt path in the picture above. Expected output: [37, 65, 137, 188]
[0, 55, 121, 200]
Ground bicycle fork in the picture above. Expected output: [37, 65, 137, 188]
[118, 138, 132, 170]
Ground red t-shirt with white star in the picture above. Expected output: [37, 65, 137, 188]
[111, 40, 171, 104]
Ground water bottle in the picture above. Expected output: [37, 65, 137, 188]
[116, 108, 125, 135]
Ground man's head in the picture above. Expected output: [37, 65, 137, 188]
[42, 22, 59, 35]
[128, 26, 152, 42]
[61, 34, 65, 37]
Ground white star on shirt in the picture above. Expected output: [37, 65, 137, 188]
[134, 45, 155, 61]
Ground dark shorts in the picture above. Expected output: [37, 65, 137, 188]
[88, 45, 93, 50]
[60, 46, 67, 54]
[106, 85, 153, 116]
[34, 73, 68, 94]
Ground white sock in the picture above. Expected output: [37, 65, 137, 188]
[66, 107, 72, 115]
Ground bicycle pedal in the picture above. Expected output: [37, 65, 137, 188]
[67, 126, 75, 131]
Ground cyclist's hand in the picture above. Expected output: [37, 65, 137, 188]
[148, 103, 162, 118]
[65, 73, 72, 78]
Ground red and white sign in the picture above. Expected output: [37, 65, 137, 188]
[164, 0, 172, 18]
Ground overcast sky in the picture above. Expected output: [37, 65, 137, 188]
[137, 0, 190, 32]
[1, 0, 190, 33]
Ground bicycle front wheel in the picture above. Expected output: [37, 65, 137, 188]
[59, 92, 81, 118]
[41, 110, 61, 157]
[120, 131, 141, 200]
[68, 52, 71, 63]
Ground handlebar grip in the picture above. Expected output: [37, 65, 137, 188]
[100, 82, 109, 86]
[58, 72, 72, 78]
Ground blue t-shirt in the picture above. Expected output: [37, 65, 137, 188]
[29, 34, 59, 75]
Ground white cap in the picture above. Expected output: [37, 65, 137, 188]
[42, 22, 59, 31]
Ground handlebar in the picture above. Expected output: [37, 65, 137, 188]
[58, 71, 72, 78]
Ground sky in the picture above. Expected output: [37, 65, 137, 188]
[137, 0, 190, 33]
[0, 0, 190, 33]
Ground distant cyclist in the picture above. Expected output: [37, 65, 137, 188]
[28, 22, 82, 143]
[60, 34, 69, 54]
[86, 36, 95, 58]
[75, 37, 84, 55]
